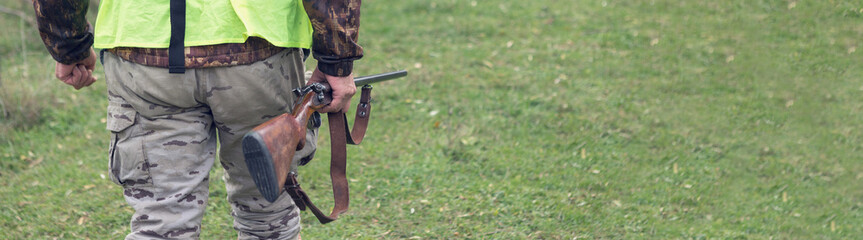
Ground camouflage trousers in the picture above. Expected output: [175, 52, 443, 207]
[103, 49, 315, 240]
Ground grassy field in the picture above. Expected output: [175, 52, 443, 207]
[2, 0, 862, 239]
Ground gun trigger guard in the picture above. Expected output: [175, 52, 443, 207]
[310, 112, 322, 128]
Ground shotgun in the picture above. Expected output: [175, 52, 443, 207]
[242, 70, 407, 223]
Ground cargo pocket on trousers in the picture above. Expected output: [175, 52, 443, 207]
[106, 102, 147, 186]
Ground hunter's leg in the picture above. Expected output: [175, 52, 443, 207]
[104, 52, 216, 240]
[205, 49, 316, 240]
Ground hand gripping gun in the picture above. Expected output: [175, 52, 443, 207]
[242, 70, 407, 223]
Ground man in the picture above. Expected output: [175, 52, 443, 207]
[33, 0, 362, 239]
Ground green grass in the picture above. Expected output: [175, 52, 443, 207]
[2, 0, 863, 238]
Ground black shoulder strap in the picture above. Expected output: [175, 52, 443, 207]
[168, 0, 186, 74]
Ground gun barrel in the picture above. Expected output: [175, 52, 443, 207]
[354, 70, 408, 86]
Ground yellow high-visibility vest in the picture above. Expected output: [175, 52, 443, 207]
[93, 0, 313, 49]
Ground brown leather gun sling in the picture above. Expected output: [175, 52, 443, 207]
[243, 71, 405, 224]
[284, 86, 373, 223]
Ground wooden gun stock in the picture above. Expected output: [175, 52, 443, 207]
[242, 70, 406, 224]
[242, 87, 321, 202]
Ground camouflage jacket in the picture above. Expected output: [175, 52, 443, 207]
[33, 0, 363, 76]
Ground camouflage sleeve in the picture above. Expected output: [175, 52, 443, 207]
[33, 0, 93, 64]
[303, 0, 363, 77]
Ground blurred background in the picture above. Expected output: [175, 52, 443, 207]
[1, 0, 862, 238]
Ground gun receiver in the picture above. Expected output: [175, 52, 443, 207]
[242, 70, 406, 223]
